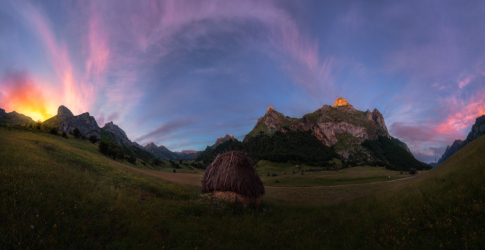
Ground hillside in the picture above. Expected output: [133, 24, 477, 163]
[1, 125, 484, 248]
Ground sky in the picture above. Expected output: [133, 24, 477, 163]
[1, 0, 485, 162]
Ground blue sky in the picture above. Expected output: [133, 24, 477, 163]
[1, 0, 485, 162]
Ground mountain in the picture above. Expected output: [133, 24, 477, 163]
[244, 98, 409, 158]
[173, 149, 200, 160]
[144, 142, 179, 160]
[215, 134, 235, 146]
[101, 121, 142, 148]
[437, 115, 485, 165]
[43, 106, 101, 139]
[0, 108, 35, 124]
[437, 140, 464, 164]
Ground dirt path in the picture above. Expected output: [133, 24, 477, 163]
[265, 176, 413, 189]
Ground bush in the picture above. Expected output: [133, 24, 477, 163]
[36, 121, 41, 130]
[62, 132, 68, 139]
[152, 158, 162, 166]
[409, 168, 417, 175]
[127, 154, 137, 164]
[267, 173, 270, 177]
[271, 173, 277, 177]
[88, 135, 98, 144]
[50, 127, 58, 135]
[301, 172, 304, 175]
[99, 141, 110, 155]
[400, 171, 403, 174]
[73, 128, 81, 138]
[173, 169, 176, 173]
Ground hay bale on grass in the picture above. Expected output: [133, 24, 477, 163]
[201, 151, 265, 206]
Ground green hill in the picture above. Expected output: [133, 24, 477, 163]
[1, 125, 484, 249]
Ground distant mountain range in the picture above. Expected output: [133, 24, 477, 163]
[1, 105, 198, 161]
[144, 142, 199, 160]
[437, 115, 485, 165]
[0, 108, 35, 124]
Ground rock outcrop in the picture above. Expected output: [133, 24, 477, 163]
[215, 134, 235, 146]
[0, 108, 35, 124]
[333, 98, 350, 107]
[43, 106, 101, 139]
[437, 115, 485, 165]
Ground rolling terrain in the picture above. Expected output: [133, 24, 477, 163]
[1, 124, 484, 249]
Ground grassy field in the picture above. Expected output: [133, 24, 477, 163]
[1, 126, 484, 249]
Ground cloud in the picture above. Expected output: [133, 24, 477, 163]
[458, 75, 473, 89]
[135, 118, 195, 143]
[0, 70, 52, 121]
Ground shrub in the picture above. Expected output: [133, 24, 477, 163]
[88, 135, 98, 144]
[271, 173, 277, 177]
[127, 154, 137, 164]
[409, 168, 417, 175]
[73, 128, 81, 138]
[293, 171, 296, 174]
[267, 173, 270, 177]
[301, 172, 304, 175]
[99, 141, 110, 155]
[173, 169, 176, 173]
[36, 121, 41, 130]
[62, 132, 68, 139]
[400, 171, 403, 174]
[152, 158, 162, 166]
[50, 127, 58, 135]
[141, 161, 146, 166]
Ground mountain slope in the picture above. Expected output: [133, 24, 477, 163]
[144, 142, 180, 160]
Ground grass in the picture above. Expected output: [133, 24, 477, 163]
[1, 126, 485, 249]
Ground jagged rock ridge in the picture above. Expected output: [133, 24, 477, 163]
[437, 115, 485, 164]
[43, 105, 101, 139]
[215, 134, 235, 146]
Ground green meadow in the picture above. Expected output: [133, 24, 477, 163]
[1, 125, 484, 249]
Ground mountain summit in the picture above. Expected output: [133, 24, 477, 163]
[43, 106, 101, 139]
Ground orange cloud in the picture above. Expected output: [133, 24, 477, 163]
[0, 70, 52, 121]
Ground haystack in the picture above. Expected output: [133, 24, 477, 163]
[201, 151, 265, 206]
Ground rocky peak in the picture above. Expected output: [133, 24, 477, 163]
[0, 108, 6, 117]
[103, 121, 128, 139]
[145, 142, 158, 149]
[215, 134, 235, 146]
[333, 98, 350, 107]
[58, 105, 74, 121]
[371, 109, 389, 134]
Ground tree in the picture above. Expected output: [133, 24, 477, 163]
[62, 131, 68, 139]
[409, 168, 417, 175]
[50, 127, 58, 135]
[153, 158, 162, 166]
[73, 128, 81, 138]
[88, 135, 98, 144]
[127, 154, 137, 164]
[36, 120, 42, 130]
[99, 141, 110, 155]
[173, 169, 176, 173]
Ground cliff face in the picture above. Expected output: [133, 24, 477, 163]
[437, 115, 485, 164]
[244, 99, 394, 158]
[43, 106, 101, 139]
